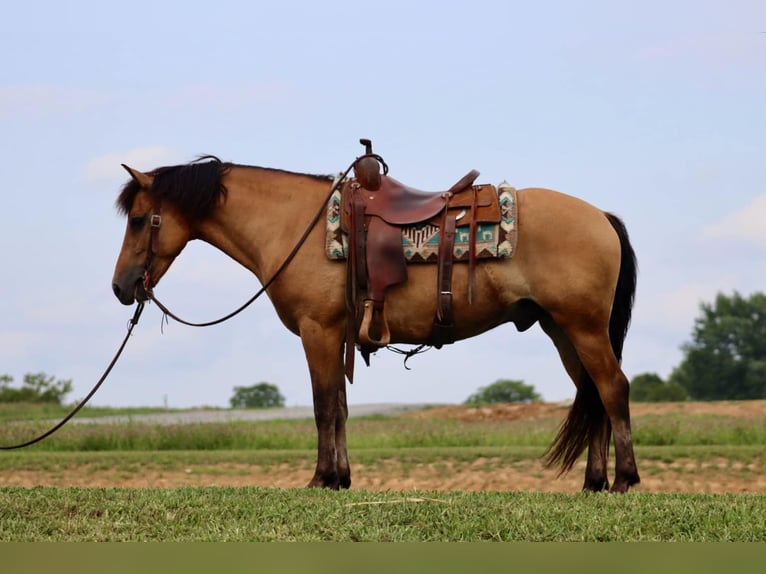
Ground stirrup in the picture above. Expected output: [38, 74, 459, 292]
[358, 300, 391, 347]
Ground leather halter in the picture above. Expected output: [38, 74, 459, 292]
[142, 200, 163, 294]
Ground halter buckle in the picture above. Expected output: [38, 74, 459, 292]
[150, 214, 162, 227]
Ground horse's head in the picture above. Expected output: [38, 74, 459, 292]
[111, 165, 192, 305]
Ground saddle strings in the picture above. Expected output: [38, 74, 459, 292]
[385, 343, 431, 370]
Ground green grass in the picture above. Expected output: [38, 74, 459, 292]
[1, 487, 764, 541]
[633, 413, 766, 446]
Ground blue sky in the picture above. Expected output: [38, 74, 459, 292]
[1, 1, 764, 409]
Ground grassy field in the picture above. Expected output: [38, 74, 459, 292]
[2, 486, 765, 541]
[1, 401, 765, 541]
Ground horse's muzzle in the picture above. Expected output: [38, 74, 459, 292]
[112, 278, 147, 305]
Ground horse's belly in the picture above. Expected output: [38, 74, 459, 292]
[382, 259, 526, 343]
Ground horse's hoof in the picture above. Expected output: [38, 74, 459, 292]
[609, 476, 639, 493]
[307, 474, 340, 490]
[582, 478, 609, 492]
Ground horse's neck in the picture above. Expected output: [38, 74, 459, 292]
[195, 166, 329, 281]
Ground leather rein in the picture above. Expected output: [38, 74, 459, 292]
[143, 156, 377, 327]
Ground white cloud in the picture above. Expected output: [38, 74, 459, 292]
[84, 146, 183, 183]
[703, 193, 766, 246]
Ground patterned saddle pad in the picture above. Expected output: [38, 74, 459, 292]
[325, 181, 518, 262]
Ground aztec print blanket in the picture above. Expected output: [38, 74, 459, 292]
[325, 181, 518, 262]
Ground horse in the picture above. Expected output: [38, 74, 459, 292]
[111, 155, 640, 493]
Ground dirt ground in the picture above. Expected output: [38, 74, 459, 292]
[406, 399, 766, 422]
[3, 401, 765, 493]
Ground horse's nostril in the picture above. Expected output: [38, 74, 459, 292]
[112, 283, 121, 298]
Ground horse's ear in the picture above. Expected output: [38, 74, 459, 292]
[121, 164, 153, 188]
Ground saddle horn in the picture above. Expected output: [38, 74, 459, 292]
[354, 138, 382, 191]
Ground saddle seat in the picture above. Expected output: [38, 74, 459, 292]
[363, 170, 480, 225]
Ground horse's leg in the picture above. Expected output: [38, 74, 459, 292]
[561, 324, 639, 493]
[585, 413, 611, 492]
[539, 314, 611, 491]
[301, 323, 349, 489]
[335, 383, 351, 489]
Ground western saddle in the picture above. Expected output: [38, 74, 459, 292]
[342, 139, 500, 382]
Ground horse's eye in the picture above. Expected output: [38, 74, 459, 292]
[129, 215, 146, 230]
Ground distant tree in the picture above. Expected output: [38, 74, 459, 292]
[229, 382, 285, 409]
[630, 372, 687, 402]
[464, 379, 541, 405]
[669, 291, 766, 400]
[0, 372, 73, 404]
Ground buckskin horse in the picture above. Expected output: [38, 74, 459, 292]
[111, 150, 640, 493]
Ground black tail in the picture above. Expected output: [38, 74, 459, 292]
[544, 212, 638, 473]
[604, 213, 637, 362]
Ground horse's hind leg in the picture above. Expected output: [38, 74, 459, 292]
[539, 314, 611, 491]
[585, 410, 611, 491]
[565, 326, 639, 493]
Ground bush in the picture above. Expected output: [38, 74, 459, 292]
[630, 372, 687, 402]
[464, 379, 541, 405]
[0, 373, 72, 404]
[229, 382, 285, 409]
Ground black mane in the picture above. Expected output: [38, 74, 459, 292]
[116, 155, 230, 221]
[116, 156, 334, 220]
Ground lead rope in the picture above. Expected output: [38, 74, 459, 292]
[0, 302, 145, 450]
[147, 154, 386, 328]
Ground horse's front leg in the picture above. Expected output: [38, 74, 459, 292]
[301, 321, 349, 489]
